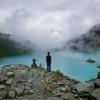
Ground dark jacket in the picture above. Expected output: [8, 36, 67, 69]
[46, 55, 51, 64]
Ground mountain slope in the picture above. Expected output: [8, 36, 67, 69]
[64, 23, 100, 52]
[0, 32, 34, 58]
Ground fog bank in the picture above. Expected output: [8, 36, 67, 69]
[0, 0, 100, 49]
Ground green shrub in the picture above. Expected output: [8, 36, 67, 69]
[53, 70, 64, 77]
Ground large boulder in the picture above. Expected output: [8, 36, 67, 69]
[0, 92, 7, 99]
[14, 71, 33, 81]
[8, 91, 16, 98]
[91, 89, 100, 100]
[15, 87, 24, 96]
[73, 82, 95, 97]
[7, 72, 14, 77]
[94, 79, 100, 88]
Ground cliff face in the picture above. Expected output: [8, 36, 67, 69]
[64, 23, 100, 52]
[0, 33, 34, 58]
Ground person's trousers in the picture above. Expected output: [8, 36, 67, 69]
[47, 63, 51, 72]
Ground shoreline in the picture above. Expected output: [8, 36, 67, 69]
[0, 64, 100, 100]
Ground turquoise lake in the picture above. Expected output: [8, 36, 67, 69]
[0, 51, 100, 81]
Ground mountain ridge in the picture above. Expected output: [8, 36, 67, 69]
[0, 32, 34, 58]
[63, 23, 100, 52]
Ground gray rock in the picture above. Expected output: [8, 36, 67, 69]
[59, 87, 67, 92]
[91, 89, 100, 100]
[74, 94, 78, 98]
[74, 82, 95, 93]
[17, 84, 25, 88]
[65, 85, 71, 92]
[15, 87, 24, 96]
[5, 79, 13, 86]
[56, 82, 65, 86]
[0, 78, 7, 84]
[56, 93, 62, 97]
[27, 79, 33, 83]
[71, 89, 77, 93]
[0, 92, 7, 99]
[94, 79, 100, 88]
[0, 84, 5, 89]
[73, 82, 95, 97]
[24, 82, 33, 89]
[24, 89, 34, 94]
[50, 77, 57, 82]
[67, 98, 79, 100]
[15, 71, 33, 81]
[7, 72, 14, 77]
[47, 97, 63, 100]
[9, 91, 16, 98]
[33, 72, 41, 78]
[24, 85, 31, 90]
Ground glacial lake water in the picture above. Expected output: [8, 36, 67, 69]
[0, 51, 100, 81]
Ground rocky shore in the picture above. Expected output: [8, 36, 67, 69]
[0, 64, 100, 100]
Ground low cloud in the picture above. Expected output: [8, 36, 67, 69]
[0, 0, 100, 50]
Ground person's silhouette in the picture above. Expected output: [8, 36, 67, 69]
[46, 52, 52, 72]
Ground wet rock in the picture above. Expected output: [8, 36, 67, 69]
[91, 89, 100, 100]
[8, 91, 16, 98]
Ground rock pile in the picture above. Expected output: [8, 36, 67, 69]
[0, 64, 99, 100]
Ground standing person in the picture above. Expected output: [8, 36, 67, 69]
[46, 52, 52, 72]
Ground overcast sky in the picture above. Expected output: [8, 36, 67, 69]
[0, 0, 100, 49]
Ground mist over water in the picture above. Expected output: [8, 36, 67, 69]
[0, 0, 100, 49]
[0, 51, 100, 81]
